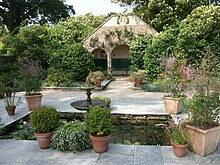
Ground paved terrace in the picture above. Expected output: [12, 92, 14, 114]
[0, 77, 219, 164]
[1, 77, 172, 128]
[0, 140, 220, 165]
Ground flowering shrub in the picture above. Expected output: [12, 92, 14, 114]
[163, 120, 188, 145]
[161, 54, 192, 98]
[183, 53, 220, 129]
[19, 59, 45, 95]
[51, 121, 91, 152]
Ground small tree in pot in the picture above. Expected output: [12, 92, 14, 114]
[86, 71, 105, 87]
[84, 106, 112, 153]
[18, 58, 45, 111]
[31, 106, 60, 149]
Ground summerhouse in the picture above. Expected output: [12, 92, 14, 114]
[83, 14, 158, 75]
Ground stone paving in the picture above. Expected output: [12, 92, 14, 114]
[0, 77, 220, 164]
[0, 140, 220, 165]
[1, 77, 169, 127]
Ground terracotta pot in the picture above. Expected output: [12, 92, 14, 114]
[25, 94, 43, 111]
[90, 134, 111, 153]
[171, 141, 188, 157]
[162, 96, 183, 114]
[95, 81, 101, 87]
[34, 132, 52, 149]
[186, 125, 220, 156]
[129, 79, 134, 83]
[135, 79, 142, 87]
[5, 106, 16, 116]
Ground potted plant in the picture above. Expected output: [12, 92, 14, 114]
[19, 58, 45, 111]
[163, 120, 189, 157]
[161, 55, 190, 114]
[84, 106, 112, 153]
[31, 106, 60, 149]
[183, 54, 220, 156]
[3, 92, 22, 116]
[133, 70, 146, 87]
[86, 71, 105, 87]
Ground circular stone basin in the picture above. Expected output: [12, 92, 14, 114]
[70, 99, 107, 111]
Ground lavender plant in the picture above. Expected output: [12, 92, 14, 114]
[19, 59, 44, 95]
[161, 54, 192, 98]
[183, 52, 220, 129]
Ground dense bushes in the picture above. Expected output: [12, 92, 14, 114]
[46, 43, 95, 86]
[3, 26, 51, 68]
[129, 5, 220, 82]
[177, 5, 220, 66]
[51, 121, 91, 152]
[129, 35, 151, 71]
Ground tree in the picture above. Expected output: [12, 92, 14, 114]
[49, 13, 108, 46]
[0, 0, 75, 33]
[111, 0, 220, 31]
[177, 5, 220, 65]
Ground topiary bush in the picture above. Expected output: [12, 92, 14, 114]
[84, 106, 112, 136]
[51, 121, 91, 152]
[31, 106, 60, 133]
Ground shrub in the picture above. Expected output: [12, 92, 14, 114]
[47, 43, 95, 85]
[18, 59, 45, 95]
[129, 34, 151, 71]
[93, 96, 111, 108]
[141, 82, 165, 92]
[86, 71, 105, 85]
[84, 106, 112, 136]
[177, 5, 220, 65]
[51, 121, 91, 152]
[31, 106, 60, 133]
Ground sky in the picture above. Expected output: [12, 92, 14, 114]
[66, 0, 126, 15]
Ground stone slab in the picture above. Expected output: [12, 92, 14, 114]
[134, 145, 164, 165]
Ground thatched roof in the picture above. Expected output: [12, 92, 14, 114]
[83, 14, 158, 53]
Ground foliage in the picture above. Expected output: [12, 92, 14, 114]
[163, 120, 188, 145]
[31, 106, 60, 133]
[93, 96, 111, 108]
[18, 59, 45, 95]
[84, 106, 112, 136]
[0, 0, 75, 33]
[141, 82, 165, 92]
[177, 5, 220, 65]
[183, 54, 220, 130]
[0, 56, 18, 91]
[129, 34, 151, 71]
[130, 70, 146, 81]
[2, 26, 51, 68]
[161, 54, 192, 98]
[86, 71, 105, 85]
[0, 120, 35, 140]
[46, 43, 95, 86]
[51, 121, 91, 152]
[3, 93, 22, 108]
[111, 0, 217, 32]
[50, 13, 108, 45]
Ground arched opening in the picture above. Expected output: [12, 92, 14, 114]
[92, 49, 107, 71]
[111, 44, 130, 75]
